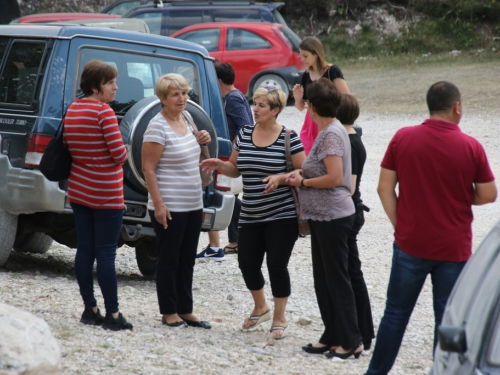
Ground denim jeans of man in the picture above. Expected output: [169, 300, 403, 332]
[366, 242, 466, 375]
[71, 202, 124, 314]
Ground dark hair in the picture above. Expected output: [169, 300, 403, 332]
[80, 60, 118, 97]
[214, 62, 235, 85]
[299, 37, 329, 73]
[307, 78, 342, 118]
[426, 81, 461, 114]
[337, 94, 360, 125]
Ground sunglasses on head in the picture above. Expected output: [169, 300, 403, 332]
[262, 85, 278, 93]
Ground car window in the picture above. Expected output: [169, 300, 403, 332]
[272, 8, 288, 26]
[486, 299, 500, 366]
[175, 29, 220, 52]
[212, 9, 262, 22]
[133, 11, 162, 35]
[107, 1, 142, 15]
[279, 27, 301, 53]
[78, 48, 201, 113]
[0, 40, 46, 105]
[168, 10, 203, 35]
[226, 29, 271, 50]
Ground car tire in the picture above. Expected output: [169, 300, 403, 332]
[253, 74, 289, 98]
[135, 237, 158, 279]
[121, 96, 218, 193]
[14, 232, 53, 254]
[0, 208, 17, 266]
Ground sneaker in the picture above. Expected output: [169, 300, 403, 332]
[196, 245, 225, 262]
[102, 313, 133, 331]
[80, 306, 104, 326]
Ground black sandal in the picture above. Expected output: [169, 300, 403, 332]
[224, 245, 238, 254]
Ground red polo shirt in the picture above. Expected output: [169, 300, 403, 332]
[381, 118, 494, 261]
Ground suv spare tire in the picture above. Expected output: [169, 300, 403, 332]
[120, 96, 218, 194]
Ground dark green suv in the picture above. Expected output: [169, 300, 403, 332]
[118, 0, 287, 36]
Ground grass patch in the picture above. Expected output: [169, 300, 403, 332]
[320, 18, 499, 69]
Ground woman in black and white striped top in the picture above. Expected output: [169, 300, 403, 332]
[200, 87, 305, 340]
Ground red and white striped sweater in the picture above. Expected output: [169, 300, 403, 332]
[63, 99, 128, 209]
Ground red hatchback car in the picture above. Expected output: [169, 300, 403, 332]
[171, 22, 304, 98]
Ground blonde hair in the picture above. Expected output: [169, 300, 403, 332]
[299, 37, 329, 73]
[155, 73, 191, 105]
[252, 87, 287, 117]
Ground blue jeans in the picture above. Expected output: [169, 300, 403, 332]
[71, 202, 123, 314]
[366, 242, 466, 375]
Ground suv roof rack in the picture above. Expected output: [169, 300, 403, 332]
[161, 0, 258, 6]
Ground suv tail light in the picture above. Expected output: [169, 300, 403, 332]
[25, 133, 53, 168]
[213, 156, 232, 192]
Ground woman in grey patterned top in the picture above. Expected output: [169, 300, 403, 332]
[287, 78, 362, 360]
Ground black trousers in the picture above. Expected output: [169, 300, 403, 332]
[228, 195, 242, 243]
[238, 218, 298, 298]
[310, 214, 362, 349]
[149, 209, 202, 315]
[348, 207, 375, 346]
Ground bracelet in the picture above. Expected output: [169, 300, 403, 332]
[301, 178, 306, 187]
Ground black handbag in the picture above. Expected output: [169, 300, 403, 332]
[39, 115, 72, 181]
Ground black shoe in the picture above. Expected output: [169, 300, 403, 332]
[102, 313, 133, 331]
[183, 319, 211, 329]
[302, 343, 330, 354]
[325, 343, 363, 360]
[162, 316, 187, 327]
[80, 306, 104, 326]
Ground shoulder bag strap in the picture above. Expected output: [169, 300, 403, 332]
[181, 111, 198, 134]
[284, 128, 293, 173]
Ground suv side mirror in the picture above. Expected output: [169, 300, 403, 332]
[438, 325, 467, 353]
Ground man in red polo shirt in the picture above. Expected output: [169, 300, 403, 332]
[366, 81, 497, 375]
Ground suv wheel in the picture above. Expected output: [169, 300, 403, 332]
[14, 232, 53, 254]
[253, 74, 289, 98]
[135, 237, 158, 279]
[0, 208, 17, 266]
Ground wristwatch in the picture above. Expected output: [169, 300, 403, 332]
[301, 178, 307, 187]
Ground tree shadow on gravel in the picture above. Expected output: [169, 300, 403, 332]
[1, 250, 146, 284]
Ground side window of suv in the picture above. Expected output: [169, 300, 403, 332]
[168, 10, 204, 35]
[78, 48, 201, 113]
[134, 11, 163, 35]
[226, 29, 271, 50]
[0, 40, 46, 105]
[213, 9, 262, 22]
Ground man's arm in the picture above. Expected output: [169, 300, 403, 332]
[377, 167, 398, 228]
[473, 181, 497, 205]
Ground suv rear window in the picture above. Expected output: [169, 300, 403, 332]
[77, 47, 201, 113]
[0, 40, 46, 105]
[168, 10, 204, 35]
[212, 9, 262, 22]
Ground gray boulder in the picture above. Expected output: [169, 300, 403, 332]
[0, 303, 61, 374]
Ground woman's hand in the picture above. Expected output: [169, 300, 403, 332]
[293, 84, 306, 111]
[262, 174, 285, 194]
[285, 169, 303, 187]
[196, 130, 211, 145]
[199, 158, 220, 173]
[155, 202, 172, 230]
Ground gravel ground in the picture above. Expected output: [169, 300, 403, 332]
[1, 65, 500, 374]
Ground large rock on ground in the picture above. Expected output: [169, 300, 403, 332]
[0, 303, 61, 374]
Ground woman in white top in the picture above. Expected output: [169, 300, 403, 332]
[142, 73, 212, 329]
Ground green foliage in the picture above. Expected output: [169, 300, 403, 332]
[414, 0, 500, 22]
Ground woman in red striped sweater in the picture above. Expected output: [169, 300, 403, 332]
[63, 60, 132, 331]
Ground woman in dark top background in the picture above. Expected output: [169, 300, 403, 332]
[337, 93, 374, 353]
[292, 37, 350, 155]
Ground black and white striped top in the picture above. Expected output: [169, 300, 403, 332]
[234, 125, 304, 226]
